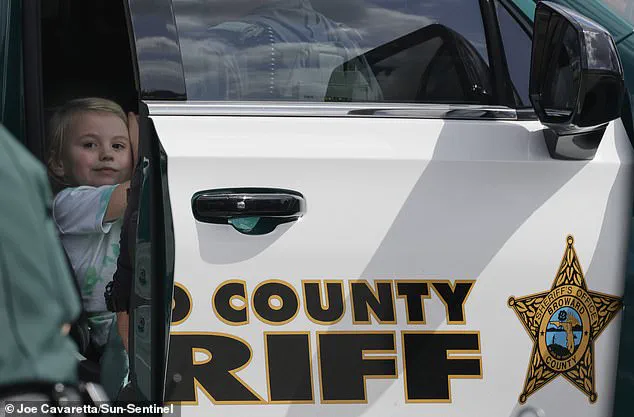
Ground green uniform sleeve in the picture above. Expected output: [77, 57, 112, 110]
[0, 125, 81, 386]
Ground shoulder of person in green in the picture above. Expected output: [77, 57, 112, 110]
[0, 124, 81, 387]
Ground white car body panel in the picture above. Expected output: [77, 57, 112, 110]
[152, 109, 633, 417]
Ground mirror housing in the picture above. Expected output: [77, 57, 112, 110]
[530, 1, 624, 135]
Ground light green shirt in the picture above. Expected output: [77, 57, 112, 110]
[0, 124, 81, 386]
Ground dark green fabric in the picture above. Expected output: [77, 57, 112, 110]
[0, 124, 81, 386]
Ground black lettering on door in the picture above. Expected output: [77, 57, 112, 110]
[350, 281, 396, 324]
[252, 280, 300, 325]
[318, 332, 397, 403]
[265, 332, 313, 402]
[172, 283, 192, 325]
[402, 331, 481, 402]
[431, 281, 475, 324]
[303, 280, 345, 324]
[165, 333, 264, 403]
[396, 281, 431, 324]
[213, 280, 248, 325]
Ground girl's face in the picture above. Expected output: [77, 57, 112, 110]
[61, 111, 132, 187]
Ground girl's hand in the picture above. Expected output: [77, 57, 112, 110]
[128, 112, 139, 172]
[117, 311, 130, 352]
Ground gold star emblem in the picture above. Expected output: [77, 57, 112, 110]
[508, 235, 622, 403]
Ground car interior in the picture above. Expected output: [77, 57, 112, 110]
[41, 0, 136, 115]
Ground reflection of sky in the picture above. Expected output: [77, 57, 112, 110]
[130, 10, 185, 94]
[361, 0, 488, 59]
[548, 330, 583, 349]
[172, 0, 490, 72]
[547, 307, 583, 349]
[584, 29, 620, 72]
[563, 4, 622, 72]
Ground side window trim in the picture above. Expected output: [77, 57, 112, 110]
[123, 0, 141, 100]
[145, 101, 520, 121]
[496, 0, 536, 108]
[479, 0, 517, 107]
[127, 0, 187, 100]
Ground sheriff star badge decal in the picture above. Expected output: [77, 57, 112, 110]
[508, 235, 622, 403]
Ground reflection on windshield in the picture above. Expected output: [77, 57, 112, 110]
[171, 0, 491, 102]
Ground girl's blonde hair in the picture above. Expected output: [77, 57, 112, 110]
[47, 97, 127, 192]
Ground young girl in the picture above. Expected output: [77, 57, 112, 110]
[47, 97, 138, 399]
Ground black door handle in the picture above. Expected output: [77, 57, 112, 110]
[192, 188, 306, 224]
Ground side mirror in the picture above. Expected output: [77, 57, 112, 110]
[530, 1, 625, 159]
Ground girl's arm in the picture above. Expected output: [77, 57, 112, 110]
[104, 181, 130, 222]
[104, 113, 139, 222]
[117, 311, 130, 352]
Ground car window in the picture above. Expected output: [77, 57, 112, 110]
[172, 0, 494, 104]
[496, 0, 532, 106]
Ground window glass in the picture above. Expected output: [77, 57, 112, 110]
[173, 0, 494, 104]
[496, 0, 532, 106]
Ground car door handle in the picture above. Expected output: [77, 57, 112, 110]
[191, 188, 306, 224]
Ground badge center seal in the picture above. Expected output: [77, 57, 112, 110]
[536, 285, 594, 371]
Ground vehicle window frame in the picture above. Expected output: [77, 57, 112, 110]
[495, 0, 535, 107]
[127, 0, 186, 101]
[479, 0, 517, 107]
